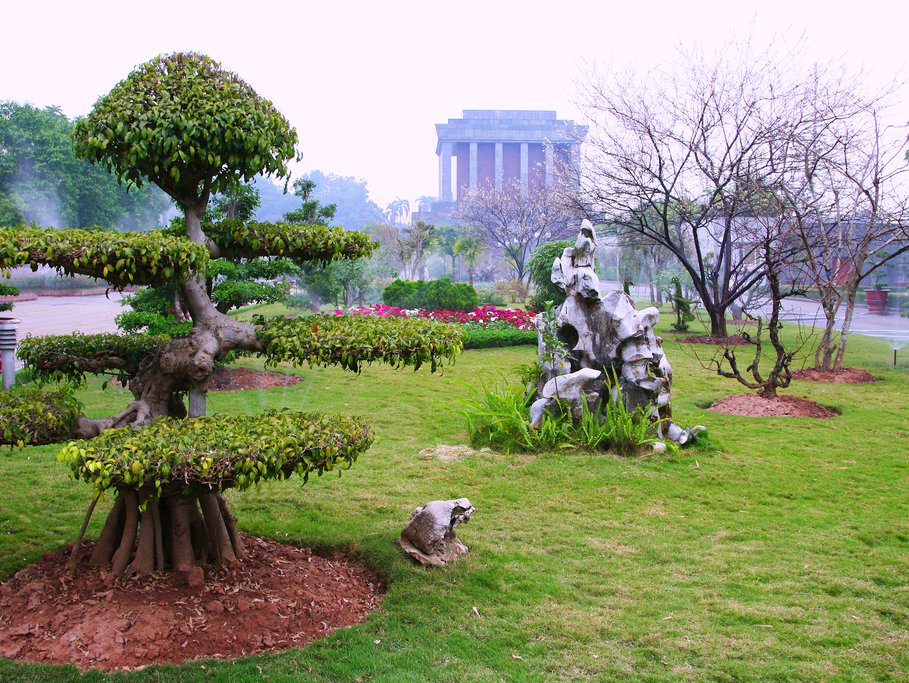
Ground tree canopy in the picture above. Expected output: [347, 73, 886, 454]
[0, 101, 168, 228]
[72, 52, 297, 214]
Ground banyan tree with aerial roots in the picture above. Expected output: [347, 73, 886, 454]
[0, 52, 463, 585]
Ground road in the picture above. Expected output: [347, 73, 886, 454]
[605, 280, 909, 346]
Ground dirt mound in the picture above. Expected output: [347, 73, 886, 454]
[209, 366, 302, 391]
[707, 393, 837, 418]
[792, 367, 878, 384]
[676, 334, 750, 345]
[0, 533, 383, 672]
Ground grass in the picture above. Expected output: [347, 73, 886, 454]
[1, 315, 908, 681]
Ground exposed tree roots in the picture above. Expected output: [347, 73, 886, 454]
[85, 488, 245, 586]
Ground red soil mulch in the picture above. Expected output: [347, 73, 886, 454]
[676, 335, 750, 345]
[209, 366, 302, 391]
[0, 533, 383, 672]
[707, 393, 837, 418]
[792, 367, 878, 384]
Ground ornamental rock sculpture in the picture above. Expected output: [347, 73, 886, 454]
[532, 220, 701, 445]
[399, 498, 475, 567]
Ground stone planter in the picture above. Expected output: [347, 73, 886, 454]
[866, 288, 889, 314]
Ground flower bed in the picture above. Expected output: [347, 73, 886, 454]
[331, 305, 539, 349]
[333, 304, 537, 331]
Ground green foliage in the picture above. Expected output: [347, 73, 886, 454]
[600, 394, 656, 456]
[255, 313, 465, 373]
[463, 327, 537, 349]
[204, 219, 375, 262]
[17, 333, 170, 384]
[57, 410, 372, 495]
[669, 275, 695, 332]
[463, 374, 656, 455]
[0, 101, 168, 229]
[0, 281, 17, 311]
[477, 289, 507, 307]
[0, 226, 209, 287]
[115, 286, 192, 337]
[0, 385, 81, 446]
[212, 279, 290, 314]
[528, 239, 572, 310]
[208, 182, 260, 222]
[463, 377, 539, 452]
[71, 52, 297, 202]
[383, 278, 478, 312]
[115, 310, 191, 337]
[283, 178, 337, 226]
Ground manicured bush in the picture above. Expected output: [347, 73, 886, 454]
[255, 313, 465, 373]
[463, 327, 538, 349]
[0, 385, 82, 446]
[383, 278, 478, 312]
[59, 410, 372, 494]
[18, 333, 170, 384]
[0, 282, 18, 311]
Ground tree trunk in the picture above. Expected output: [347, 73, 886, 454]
[834, 284, 859, 371]
[87, 489, 246, 584]
[814, 294, 839, 372]
[707, 305, 728, 338]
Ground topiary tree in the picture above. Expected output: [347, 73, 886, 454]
[1, 52, 463, 584]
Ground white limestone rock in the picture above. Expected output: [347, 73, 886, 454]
[399, 498, 475, 567]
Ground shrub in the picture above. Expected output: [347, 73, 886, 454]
[383, 278, 478, 312]
[477, 290, 508, 307]
[59, 410, 372, 493]
[0, 385, 82, 446]
[493, 279, 530, 304]
[0, 281, 18, 311]
[463, 327, 538, 349]
[527, 240, 573, 311]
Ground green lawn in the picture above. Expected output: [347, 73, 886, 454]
[1, 320, 907, 681]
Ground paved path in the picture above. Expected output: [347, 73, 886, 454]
[3, 294, 126, 370]
[6, 292, 126, 340]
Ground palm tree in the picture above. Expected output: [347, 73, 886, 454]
[385, 198, 411, 226]
[453, 235, 485, 286]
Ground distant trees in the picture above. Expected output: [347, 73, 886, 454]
[456, 182, 578, 282]
[0, 101, 169, 228]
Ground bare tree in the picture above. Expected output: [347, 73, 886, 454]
[778, 75, 909, 371]
[456, 181, 577, 282]
[706, 192, 810, 398]
[576, 42, 814, 337]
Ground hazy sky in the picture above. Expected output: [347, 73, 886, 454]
[3, 0, 907, 208]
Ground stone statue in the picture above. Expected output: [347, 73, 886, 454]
[399, 498, 475, 566]
[531, 221, 701, 445]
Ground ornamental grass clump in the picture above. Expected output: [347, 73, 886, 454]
[463, 374, 658, 455]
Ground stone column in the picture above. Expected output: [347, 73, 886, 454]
[469, 142, 478, 191]
[571, 143, 582, 184]
[544, 142, 554, 187]
[439, 141, 453, 202]
[494, 142, 503, 191]
[520, 142, 529, 194]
